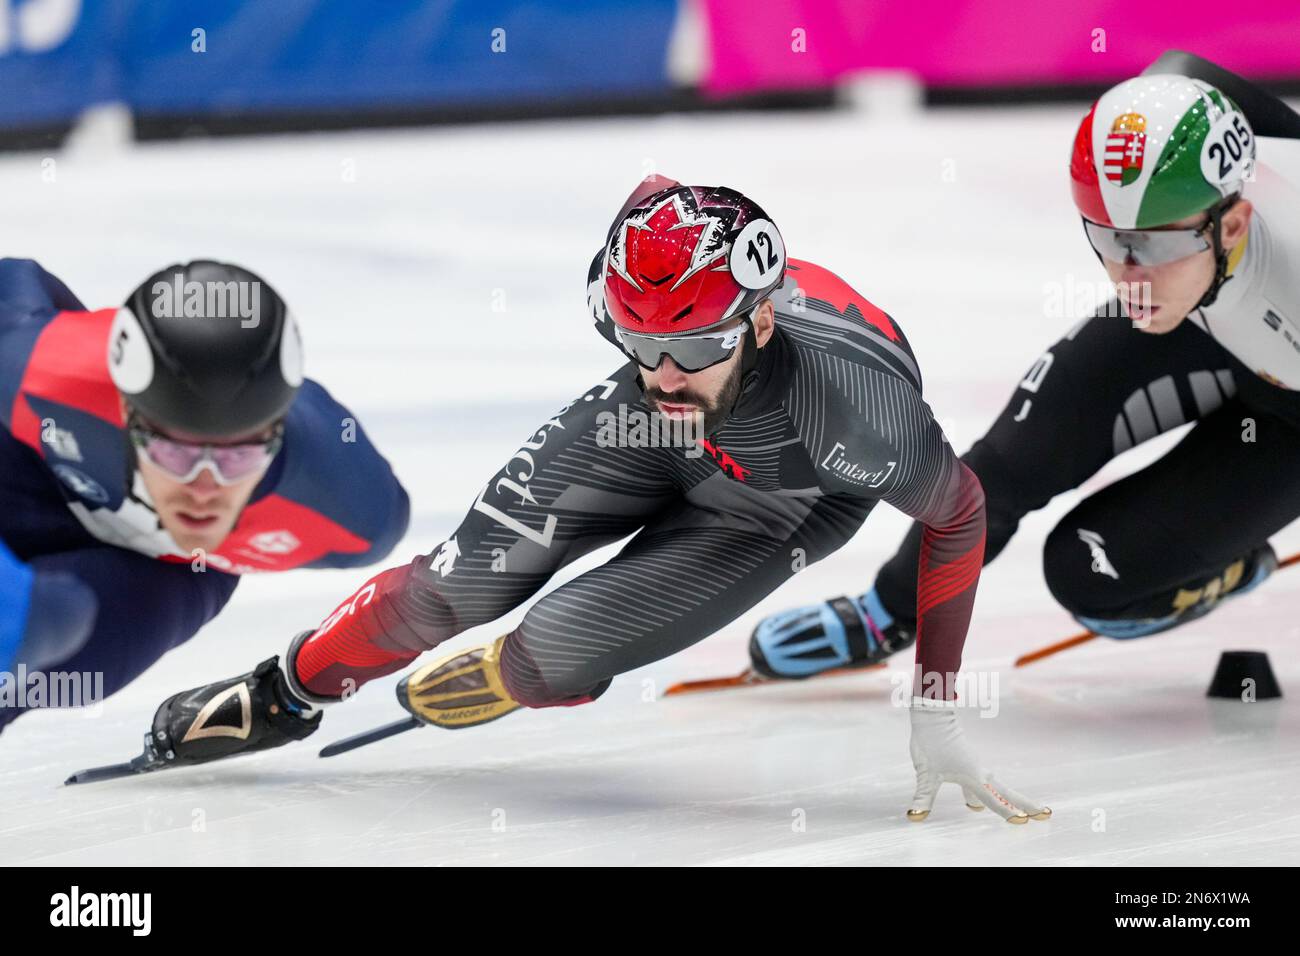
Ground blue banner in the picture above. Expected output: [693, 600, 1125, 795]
[0, 0, 119, 126]
[0, 0, 677, 129]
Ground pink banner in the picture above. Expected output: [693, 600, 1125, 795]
[703, 0, 1300, 96]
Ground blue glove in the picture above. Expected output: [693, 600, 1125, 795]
[1, 540, 97, 674]
[0, 538, 34, 673]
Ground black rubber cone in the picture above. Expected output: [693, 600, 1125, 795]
[1206, 651, 1282, 701]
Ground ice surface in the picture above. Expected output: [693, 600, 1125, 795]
[1, 104, 1298, 865]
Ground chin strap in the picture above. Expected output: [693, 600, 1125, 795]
[724, 314, 766, 424]
[1195, 197, 1238, 309]
[121, 409, 144, 500]
[739, 319, 761, 385]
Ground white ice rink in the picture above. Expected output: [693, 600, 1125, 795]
[1, 101, 1298, 865]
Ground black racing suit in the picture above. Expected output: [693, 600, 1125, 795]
[296, 258, 985, 704]
[876, 308, 1300, 629]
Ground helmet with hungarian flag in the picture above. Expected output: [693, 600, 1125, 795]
[1070, 73, 1255, 229]
[602, 184, 787, 337]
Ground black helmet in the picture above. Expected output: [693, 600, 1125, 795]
[110, 260, 303, 437]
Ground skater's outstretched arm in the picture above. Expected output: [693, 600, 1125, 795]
[881, 429, 986, 702]
[807, 363, 987, 702]
[869, 401, 1049, 823]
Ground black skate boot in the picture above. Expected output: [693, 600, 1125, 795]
[66, 632, 325, 784]
[151, 654, 322, 767]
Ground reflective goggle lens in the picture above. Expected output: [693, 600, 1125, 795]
[1083, 219, 1212, 267]
[615, 322, 748, 373]
[131, 425, 281, 485]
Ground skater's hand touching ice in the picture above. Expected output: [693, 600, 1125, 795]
[907, 696, 1050, 824]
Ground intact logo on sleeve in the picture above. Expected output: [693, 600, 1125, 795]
[819, 442, 894, 488]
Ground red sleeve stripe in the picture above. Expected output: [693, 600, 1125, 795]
[916, 539, 984, 618]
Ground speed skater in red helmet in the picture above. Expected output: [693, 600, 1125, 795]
[138, 176, 1046, 824]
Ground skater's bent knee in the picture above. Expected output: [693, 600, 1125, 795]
[498, 634, 611, 709]
[1042, 518, 1133, 618]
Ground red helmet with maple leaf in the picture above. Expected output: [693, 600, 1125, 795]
[602, 185, 787, 336]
